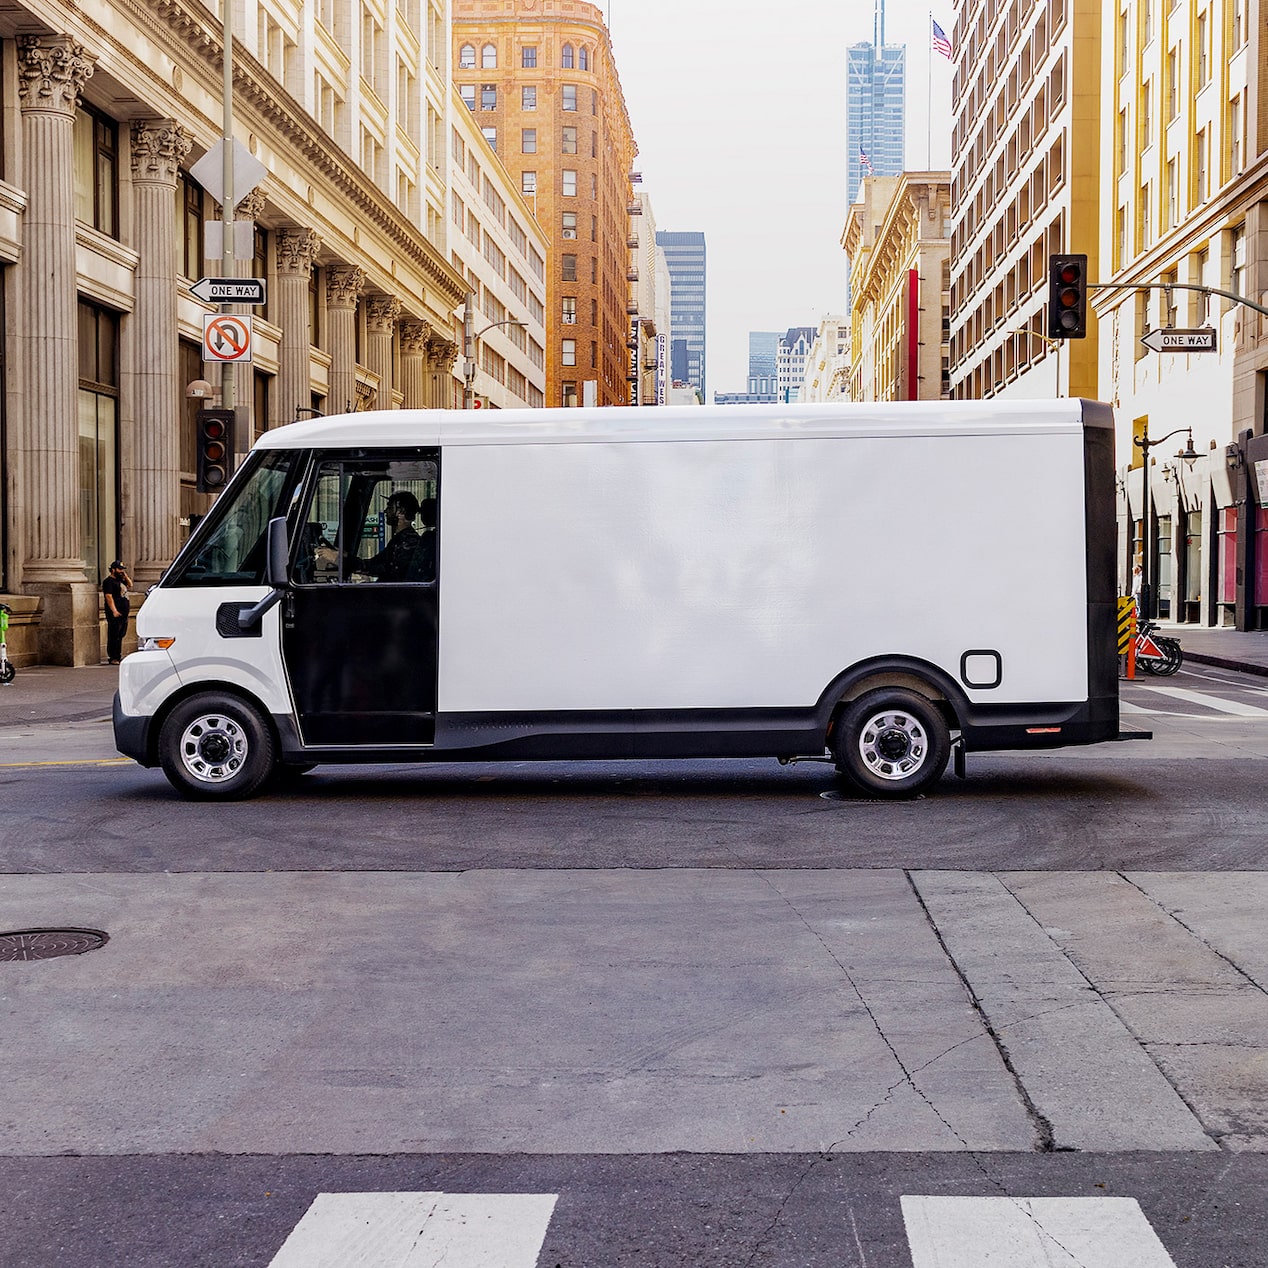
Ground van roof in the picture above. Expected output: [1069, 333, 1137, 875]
[255, 398, 1105, 450]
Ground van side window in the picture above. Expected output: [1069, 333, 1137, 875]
[294, 457, 438, 585]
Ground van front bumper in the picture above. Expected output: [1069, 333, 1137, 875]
[113, 693, 155, 765]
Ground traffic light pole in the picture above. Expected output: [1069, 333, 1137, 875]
[220, 0, 235, 417]
[1087, 280, 1268, 319]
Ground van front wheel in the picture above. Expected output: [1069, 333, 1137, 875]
[833, 688, 950, 797]
[158, 693, 276, 800]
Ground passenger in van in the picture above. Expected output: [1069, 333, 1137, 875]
[316, 490, 434, 582]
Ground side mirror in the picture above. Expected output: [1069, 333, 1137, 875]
[265, 516, 289, 588]
[239, 517, 290, 630]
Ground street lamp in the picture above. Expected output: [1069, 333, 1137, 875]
[1134, 425, 1199, 619]
[462, 293, 527, 409]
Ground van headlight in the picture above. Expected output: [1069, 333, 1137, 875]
[138, 636, 176, 651]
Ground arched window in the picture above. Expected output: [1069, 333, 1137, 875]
[459, 44, 475, 68]
[561, 43, 574, 68]
[481, 43, 497, 68]
[578, 46, 590, 71]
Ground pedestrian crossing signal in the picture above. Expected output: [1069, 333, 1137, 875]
[196, 408, 235, 494]
[1047, 253, 1088, 339]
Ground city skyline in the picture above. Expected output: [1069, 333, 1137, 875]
[608, 0, 954, 392]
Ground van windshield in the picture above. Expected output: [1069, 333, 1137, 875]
[168, 450, 300, 586]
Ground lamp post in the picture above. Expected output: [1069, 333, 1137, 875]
[462, 293, 528, 409]
[1134, 426, 1199, 619]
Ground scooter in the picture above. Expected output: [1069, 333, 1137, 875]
[0, 603, 14, 685]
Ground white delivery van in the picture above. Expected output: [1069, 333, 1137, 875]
[114, 399, 1134, 800]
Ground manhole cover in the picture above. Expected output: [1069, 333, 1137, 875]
[819, 790, 926, 803]
[0, 929, 108, 961]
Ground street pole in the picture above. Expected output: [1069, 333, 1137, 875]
[220, 0, 235, 418]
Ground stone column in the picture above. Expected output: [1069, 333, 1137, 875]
[365, 296, 401, 409]
[17, 34, 97, 664]
[275, 228, 320, 424]
[235, 187, 266, 438]
[400, 320, 432, 408]
[129, 119, 191, 588]
[427, 336, 459, 409]
[326, 264, 365, 414]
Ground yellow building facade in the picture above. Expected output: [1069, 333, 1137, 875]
[947, 0, 1101, 400]
[1096, 0, 1267, 629]
[843, 173, 951, 402]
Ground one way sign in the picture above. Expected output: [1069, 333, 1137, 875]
[191, 276, 266, 305]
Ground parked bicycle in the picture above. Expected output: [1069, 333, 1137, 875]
[1135, 616, 1183, 676]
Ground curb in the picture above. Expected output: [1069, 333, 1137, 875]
[1183, 651, 1268, 679]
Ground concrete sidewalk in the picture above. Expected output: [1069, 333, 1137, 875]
[2, 623, 1268, 730]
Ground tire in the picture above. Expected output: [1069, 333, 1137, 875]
[832, 687, 951, 798]
[157, 692, 276, 800]
[0, 660, 14, 685]
[1155, 638, 1183, 676]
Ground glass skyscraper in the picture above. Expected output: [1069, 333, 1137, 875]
[846, 0, 906, 206]
[656, 231, 706, 400]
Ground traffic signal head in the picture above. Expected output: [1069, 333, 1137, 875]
[195, 408, 235, 494]
[1047, 253, 1088, 339]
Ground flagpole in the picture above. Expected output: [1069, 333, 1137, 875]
[927, 11, 933, 168]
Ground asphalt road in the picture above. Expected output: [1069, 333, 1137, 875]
[2, 663, 1268, 1266]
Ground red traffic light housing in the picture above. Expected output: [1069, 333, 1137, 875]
[196, 408, 235, 493]
[1047, 253, 1088, 339]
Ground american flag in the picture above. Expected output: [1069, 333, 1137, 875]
[859, 146, 874, 176]
[931, 17, 953, 59]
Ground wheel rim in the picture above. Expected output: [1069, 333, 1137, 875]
[857, 709, 928, 781]
[178, 713, 248, 784]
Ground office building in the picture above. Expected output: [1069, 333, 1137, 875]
[453, 0, 640, 408]
[846, 1, 907, 206]
[657, 230, 707, 399]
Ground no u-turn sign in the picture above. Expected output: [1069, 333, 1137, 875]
[202, 313, 253, 363]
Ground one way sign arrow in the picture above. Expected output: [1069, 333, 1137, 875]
[191, 276, 267, 305]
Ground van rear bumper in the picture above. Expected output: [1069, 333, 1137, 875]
[958, 694, 1123, 751]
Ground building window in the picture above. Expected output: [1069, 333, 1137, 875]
[579, 45, 590, 71]
[1230, 95, 1245, 174]
[1138, 182, 1152, 250]
[522, 45, 538, 68]
[1194, 128, 1208, 202]
[562, 254, 577, 281]
[522, 85, 537, 110]
[562, 126, 577, 154]
[1140, 81, 1152, 150]
[1117, 107, 1130, 174]
[562, 382, 578, 407]
[77, 301, 120, 583]
[590, 172, 598, 198]
[1230, 224, 1246, 298]
[521, 128, 537, 153]
[1196, 11, 1209, 86]
[562, 211, 577, 239]
[562, 297, 576, 324]
[481, 126, 496, 151]
[562, 84, 577, 111]
[563, 169, 577, 196]
[459, 44, 475, 68]
[73, 104, 118, 238]
[1165, 158, 1178, 228]
[460, 84, 475, 110]
[481, 43, 497, 68]
[178, 170, 204, 281]
[481, 84, 496, 110]
[562, 339, 576, 366]
[1165, 49, 1179, 121]
[561, 43, 574, 69]
[1232, 0, 1247, 46]
[522, 171, 537, 195]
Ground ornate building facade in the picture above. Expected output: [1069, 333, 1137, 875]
[0, 0, 536, 666]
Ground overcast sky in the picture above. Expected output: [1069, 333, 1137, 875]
[607, 0, 955, 395]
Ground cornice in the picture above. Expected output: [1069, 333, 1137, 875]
[86, 0, 465, 305]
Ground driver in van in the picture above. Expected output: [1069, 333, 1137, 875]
[318, 490, 428, 582]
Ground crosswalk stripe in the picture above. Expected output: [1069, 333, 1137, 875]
[1130, 683, 1268, 717]
[901, 1196, 1175, 1266]
[267, 1192, 557, 1267]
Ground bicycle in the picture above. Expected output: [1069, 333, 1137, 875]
[1135, 616, 1183, 676]
[0, 603, 14, 685]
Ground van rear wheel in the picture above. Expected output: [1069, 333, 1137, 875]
[833, 687, 950, 798]
[158, 693, 276, 800]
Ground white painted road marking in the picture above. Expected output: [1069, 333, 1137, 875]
[268, 1191, 557, 1267]
[902, 1196, 1176, 1266]
[1131, 683, 1268, 717]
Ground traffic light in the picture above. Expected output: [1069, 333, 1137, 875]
[1047, 253, 1088, 339]
[195, 408, 235, 494]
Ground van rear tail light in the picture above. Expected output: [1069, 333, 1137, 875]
[1026, 726, 1061, 734]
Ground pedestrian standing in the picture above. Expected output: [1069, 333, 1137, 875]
[102, 560, 132, 664]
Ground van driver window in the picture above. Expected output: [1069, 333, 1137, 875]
[295, 458, 438, 585]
